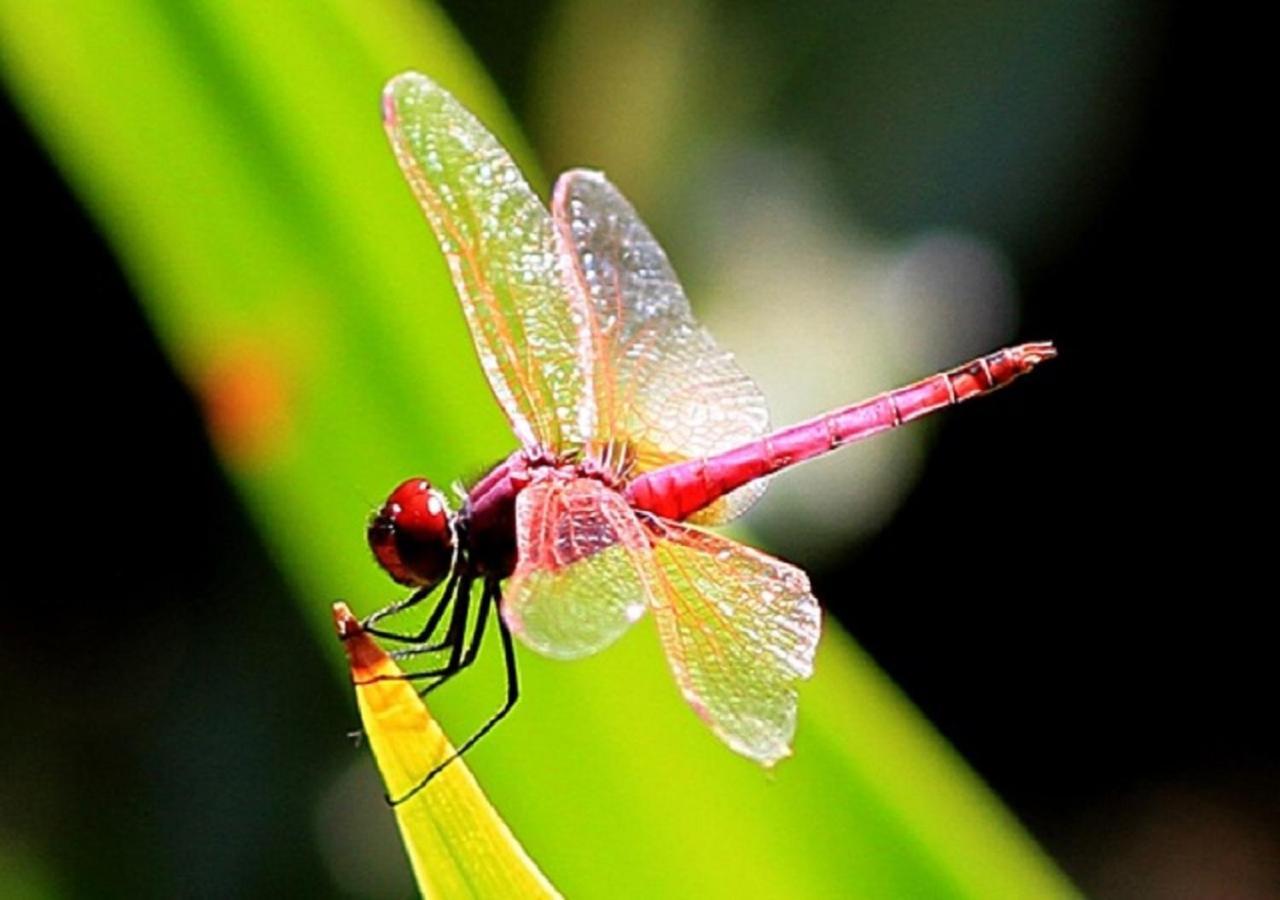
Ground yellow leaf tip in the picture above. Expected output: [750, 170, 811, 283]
[332, 600, 357, 637]
[333, 602, 390, 679]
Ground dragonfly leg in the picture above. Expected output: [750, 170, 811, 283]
[361, 584, 429, 631]
[386, 582, 469, 657]
[417, 576, 493, 698]
[361, 571, 459, 644]
[359, 575, 472, 685]
[347, 577, 473, 742]
[386, 578, 476, 658]
[388, 581, 520, 806]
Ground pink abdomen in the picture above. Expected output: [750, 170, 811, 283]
[625, 342, 1055, 521]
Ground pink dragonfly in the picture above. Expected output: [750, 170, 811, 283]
[361, 72, 1055, 801]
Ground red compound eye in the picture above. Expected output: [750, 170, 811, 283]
[367, 478, 454, 587]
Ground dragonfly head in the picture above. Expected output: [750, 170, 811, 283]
[367, 477, 456, 588]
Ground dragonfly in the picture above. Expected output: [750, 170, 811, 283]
[359, 72, 1055, 803]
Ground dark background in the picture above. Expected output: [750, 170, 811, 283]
[3, 4, 1272, 898]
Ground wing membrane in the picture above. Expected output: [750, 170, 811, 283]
[384, 73, 593, 450]
[505, 477, 821, 761]
[646, 521, 821, 764]
[502, 477, 658, 659]
[552, 170, 769, 523]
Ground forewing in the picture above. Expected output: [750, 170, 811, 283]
[552, 170, 769, 523]
[646, 520, 821, 764]
[384, 73, 593, 450]
[503, 477, 659, 659]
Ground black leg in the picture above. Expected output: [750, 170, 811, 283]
[362, 572, 458, 644]
[362, 584, 430, 631]
[419, 578, 493, 698]
[348, 582, 457, 737]
[357, 575, 473, 686]
[388, 581, 520, 806]
[349, 573, 468, 741]
[388, 580, 472, 656]
[355, 579, 476, 736]
[440, 574, 472, 670]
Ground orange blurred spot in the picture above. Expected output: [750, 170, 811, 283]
[197, 346, 292, 466]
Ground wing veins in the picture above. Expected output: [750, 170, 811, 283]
[399, 150, 549, 444]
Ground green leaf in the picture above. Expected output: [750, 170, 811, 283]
[0, 3, 1078, 897]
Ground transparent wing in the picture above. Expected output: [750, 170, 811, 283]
[502, 477, 659, 659]
[552, 170, 769, 523]
[646, 520, 821, 764]
[384, 73, 593, 450]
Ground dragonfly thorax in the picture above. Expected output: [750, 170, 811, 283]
[367, 477, 456, 588]
[457, 448, 631, 582]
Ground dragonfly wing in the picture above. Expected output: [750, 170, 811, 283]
[552, 170, 769, 523]
[384, 73, 593, 450]
[503, 477, 659, 659]
[646, 520, 821, 764]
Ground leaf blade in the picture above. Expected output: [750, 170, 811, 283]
[336, 603, 561, 900]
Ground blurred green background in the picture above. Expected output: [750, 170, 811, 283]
[2, 2, 1273, 898]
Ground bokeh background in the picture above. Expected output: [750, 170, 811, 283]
[2, 2, 1272, 898]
